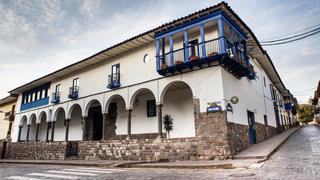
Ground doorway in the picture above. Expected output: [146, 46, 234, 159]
[247, 110, 256, 144]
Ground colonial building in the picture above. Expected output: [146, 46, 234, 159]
[0, 95, 17, 159]
[7, 2, 295, 161]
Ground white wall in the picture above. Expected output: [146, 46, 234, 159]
[221, 58, 281, 127]
[163, 88, 195, 138]
[68, 106, 82, 141]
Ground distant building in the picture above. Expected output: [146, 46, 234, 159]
[6, 2, 295, 161]
[0, 95, 17, 159]
[312, 81, 320, 124]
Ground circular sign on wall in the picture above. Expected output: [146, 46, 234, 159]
[230, 96, 239, 104]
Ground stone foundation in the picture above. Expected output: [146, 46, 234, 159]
[6, 141, 67, 160]
[227, 122, 249, 155]
[78, 137, 230, 161]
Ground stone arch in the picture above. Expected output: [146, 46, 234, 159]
[20, 115, 28, 127]
[38, 111, 47, 124]
[160, 80, 194, 103]
[129, 88, 157, 108]
[53, 107, 66, 122]
[19, 115, 28, 141]
[67, 103, 83, 119]
[84, 99, 102, 117]
[161, 80, 195, 138]
[105, 94, 127, 112]
[28, 113, 37, 125]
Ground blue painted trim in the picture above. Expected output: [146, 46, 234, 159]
[184, 30, 189, 62]
[200, 24, 206, 58]
[156, 39, 160, 70]
[161, 38, 165, 64]
[20, 97, 49, 111]
[169, 35, 174, 66]
[229, 26, 236, 55]
[218, 18, 226, 54]
[155, 11, 247, 40]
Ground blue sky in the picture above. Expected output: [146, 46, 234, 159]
[0, 0, 319, 103]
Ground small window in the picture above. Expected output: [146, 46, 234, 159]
[73, 78, 79, 87]
[28, 94, 31, 102]
[146, 100, 156, 117]
[41, 89, 46, 99]
[56, 84, 61, 93]
[37, 91, 41, 100]
[263, 76, 266, 87]
[143, 54, 149, 63]
[264, 115, 268, 125]
[32, 93, 35, 102]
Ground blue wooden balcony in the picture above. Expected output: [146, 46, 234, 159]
[155, 11, 254, 79]
[68, 86, 79, 99]
[107, 73, 121, 89]
[51, 92, 60, 104]
[20, 97, 49, 111]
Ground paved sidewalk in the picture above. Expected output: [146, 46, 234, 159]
[233, 127, 299, 160]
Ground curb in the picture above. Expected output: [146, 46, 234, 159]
[257, 126, 302, 163]
[0, 160, 123, 167]
[119, 163, 233, 169]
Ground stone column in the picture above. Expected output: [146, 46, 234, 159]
[46, 122, 50, 142]
[82, 116, 88, 141]
[102, 113, 107, 140]
[157, 104, 163, 138]
[26, 124, 31, 142]
[51, 121, 56, 142]
[17, 126, 22, 142]
[65, 119, 70, 142]
[127, 109, 132, 139]
[35, 124, 40, 141]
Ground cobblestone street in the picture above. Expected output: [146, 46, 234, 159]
[0, 125, 319, 180]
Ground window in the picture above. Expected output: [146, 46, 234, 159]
[32, 93, 35, 102]
[37, 91, 41, 100]
[270, 84, 275, 100]
[187, 39, 200, 57]
[263, 76, 266, 87]
[41, 89, 46, 99]
[73, 78, 79, 87]
[28, 94, 31, 102]
[55, 84, 61, 93]
[146, 100, 156, 117]
[143, 54, 149, 63]
[264, 115, 268, 125]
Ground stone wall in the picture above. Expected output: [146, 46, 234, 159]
[227, 122, 279, 155]
[6, 141, 67, 160]
[0, 139, 7, 159]
[227, 122, 249, 155]
[78, 137, 230, 161]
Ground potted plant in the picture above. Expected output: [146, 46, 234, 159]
[161, 63, 168, 70]
[189, 54, 199, 61]
[175, 60, 184, 65]
[163, 114, 173, 138]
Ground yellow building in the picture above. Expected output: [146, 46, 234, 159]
[0, 96, 17, 140]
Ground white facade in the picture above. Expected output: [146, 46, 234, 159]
[10, 4, 293, 143]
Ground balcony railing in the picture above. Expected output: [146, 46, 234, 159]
[68, 86, 79, 99]
[157, 37, 252, 79]
[107, 73, 120, 89]
[51, 92, 60, 104]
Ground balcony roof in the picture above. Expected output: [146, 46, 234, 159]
[9, 1, 291, 97]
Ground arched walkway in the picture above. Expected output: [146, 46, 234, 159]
[68, 104, 83, 141]
[29, 114, 37, 141]
[85, 100, 102, 141]
[53, 107, 66, 141]
[19, 115, 28, 141]
[130, 88, 158, 135]
[161, 81, 195, 138]
[38, 111, 48, 141]
[105, 95, 127, 138]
